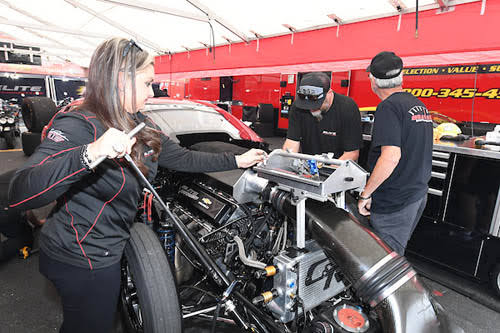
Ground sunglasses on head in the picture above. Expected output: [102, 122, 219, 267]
[122, 39, 143, 58]
[297, 85, 325, 101]
[297, 92, 325, 101]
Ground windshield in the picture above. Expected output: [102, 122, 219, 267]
[144, 104, 241, 141]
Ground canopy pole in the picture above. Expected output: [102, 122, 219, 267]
[415, 0, 419, 38]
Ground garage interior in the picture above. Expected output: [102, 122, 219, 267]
[1, 1, 500, 333]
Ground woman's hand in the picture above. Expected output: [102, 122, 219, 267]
[87, 128, 137, 161]
[235, 149, 267, 168]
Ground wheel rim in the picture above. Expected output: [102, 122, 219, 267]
[121, 258, 145, 332]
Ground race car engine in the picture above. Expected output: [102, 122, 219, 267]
[134, 149, 448, 333]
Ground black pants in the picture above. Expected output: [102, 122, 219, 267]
[39, 250, 121, 333]
[0, 212, 33, 261]
[0, 169, 33, 262]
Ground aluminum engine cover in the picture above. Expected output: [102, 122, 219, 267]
[267, 240, 346, 323]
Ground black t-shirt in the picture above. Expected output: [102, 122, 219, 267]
[368, 92, 433, 214]
[287, 92, 362, 158]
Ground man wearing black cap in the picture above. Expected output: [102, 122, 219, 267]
[358, 51, 433, 256]
[282, 72, 362, 161]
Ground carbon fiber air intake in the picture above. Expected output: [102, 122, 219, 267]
[270, 190, 452, 333]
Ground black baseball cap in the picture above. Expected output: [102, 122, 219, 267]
[295, 72, 331, 110]
[367, 51, 403, 79]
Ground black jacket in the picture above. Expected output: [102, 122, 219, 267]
[9, 109, 237, 269]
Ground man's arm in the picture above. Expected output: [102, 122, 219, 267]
[283, 104, 302, 153]
[282, 138, 300, 153]
[339, 149, 359, 161]
[358, 145, 400, 215]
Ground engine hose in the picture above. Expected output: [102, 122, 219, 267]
[240, 203, 255, 224]
[244, 210, 271, 249]
[270, 189, 451, 333]
[210, 301, 222, 333]
[234, 236, 266, 269]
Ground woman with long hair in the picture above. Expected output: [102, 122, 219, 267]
[9, 37, 265, 333]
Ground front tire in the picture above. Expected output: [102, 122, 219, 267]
[121, 223, 182, 333]
[21, 131, 41, 156]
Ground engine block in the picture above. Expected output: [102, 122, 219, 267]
[267, 240, 346, 323]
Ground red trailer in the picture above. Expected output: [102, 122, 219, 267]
[153, 1, 500, 134]
[157, 62, 500, 135]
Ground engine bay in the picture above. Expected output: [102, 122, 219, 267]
[136, 150, 383, 332]
[120, 134, 447, 333]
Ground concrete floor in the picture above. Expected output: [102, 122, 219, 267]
[1, 135, 500, 332]
[2, 237, 500, 333]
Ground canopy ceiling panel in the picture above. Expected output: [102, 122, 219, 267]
[0, 0, 488, 72]
[155, 0, 499, 79]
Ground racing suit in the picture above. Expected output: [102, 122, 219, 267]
[9, 108, 237, 269]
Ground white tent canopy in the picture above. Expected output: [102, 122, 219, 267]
[0, 0, 480, 68]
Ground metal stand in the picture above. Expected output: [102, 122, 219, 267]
[330, 192, 346, 210]
[294, 197, 306, 248]
[254, 150, 369, 249]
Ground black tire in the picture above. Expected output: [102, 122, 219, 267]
[121, 223, 182, 333]
[252, 122, 275, 137]
[490, 264, 500, 297]
[21, 97, 57, 133]
[4, 130, 15, 149]
[21, 131, 41, 156]
[257, 103, 274, 123]
[242, 106, 257, 122]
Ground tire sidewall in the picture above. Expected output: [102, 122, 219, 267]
[121, 223, 182, 333]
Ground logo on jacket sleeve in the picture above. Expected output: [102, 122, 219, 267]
[322, 130, 337, 136]
[47, 129, 68, 142]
